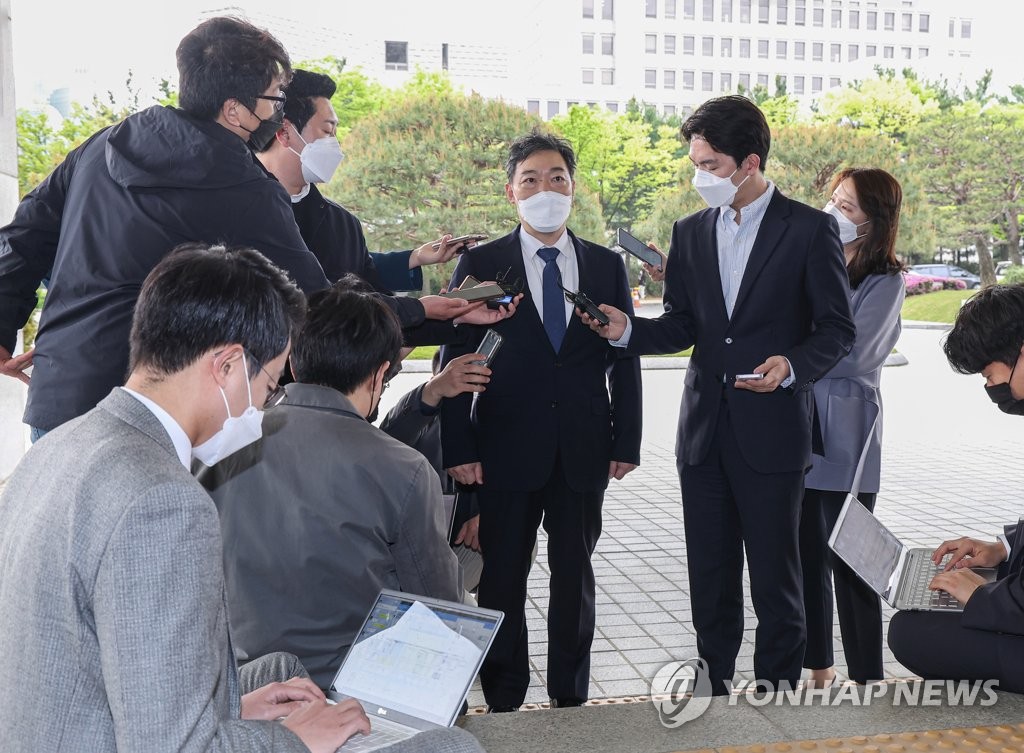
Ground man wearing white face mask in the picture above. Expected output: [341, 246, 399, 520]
[583, 96, 855, 696]
[439, 130, 642, 712]
[255, 69, 479, 333]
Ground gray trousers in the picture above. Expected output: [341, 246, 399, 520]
[238, 652, 485, 753]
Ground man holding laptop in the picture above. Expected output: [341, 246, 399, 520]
[882, 283, 1024, 693]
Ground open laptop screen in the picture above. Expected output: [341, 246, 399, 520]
[829, 494, 903, 596]
[330, 591, 500, 726]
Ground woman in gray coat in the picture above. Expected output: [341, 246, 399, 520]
[799, 168, 906, 687]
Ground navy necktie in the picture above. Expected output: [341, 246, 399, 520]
[538, 246, 566, 352]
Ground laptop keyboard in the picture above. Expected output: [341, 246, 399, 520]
[904, 555, 962, 610]
[339, 716, 416, 753]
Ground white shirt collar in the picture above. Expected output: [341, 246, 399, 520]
[519, 228, 572, 259]
[720, 181, 775, 227]
[290, 182, 312, 204]
[122, 388, 193, 470]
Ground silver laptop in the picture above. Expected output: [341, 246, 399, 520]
[327, 589, 503, 752]
[829, 495, 996, 612]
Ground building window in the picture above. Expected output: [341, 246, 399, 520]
[812, 76, 822, 93]
[830, 76, 841, 88]
[607, 101, 619, 112]
[665, 104, 676, 116]
[582, 69, 595, 84]
[866, 44, 876, 57]
[602, 34, 615, 54]
[683, 35, 695, 54]
[583, 33, 595, 54]
[645, 69, 657, 88]
[740, 37, 751, 57]
[384, 40, 408, 70]
[919, 13, 929, 32]
[703, 0, 715, 21]
[582, 0, 594, 18]
[830, 43, 841, 62]
[848, 44, 858, 60]
[849, 10, 859, 29]
[646, 34, 658, 53]
[665, 34, 677, 54]
[948, 18, 955, 37]
[758, 39, 769, 58]
[721, 71, 733, 91]
[547, 101, 560, 119]
[902, 46, 911, 59]
[918, 46, 929, 58]
[867, 11, 877, 30]
[776, 40, 787, 58]
[740, 0, 751, 23]
[646, 0, 657, 18]
[758, 0, 769, 23]
[902, 13, 912, 32]
[793, 75, 805, 94]
[527, 100, 540, 115]
[961, 20, 972, 38]
[665, 69, 677, 88]
[812, 41, 823, 61]
[883, 45, 893, 58]
[794, 40, 805, 59]
[666, 0, 677, 18]
[702, 71, 714, 90]
[721, 37, 733, 56]
[441, 43, 449, 70]
[757, 73, 769, 87]
[739, 72, 751, 90]
[602, 68, 615, 84]
[683, 0, 695, 18]
[602, 0, 614, 20]
[884, 11, 894, 30]
[722, 0, 733, 22]
[702, 36, 714, 55]
[831, 8, 841, 28]
[777, 0, 788, 23]
[813, 5, 824, 26]
[795, 0, 806, 25]
[683, 70, 695, 89]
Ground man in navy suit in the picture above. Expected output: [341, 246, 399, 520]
[585, 96, 855, 694]
[440, 130, 642, 712]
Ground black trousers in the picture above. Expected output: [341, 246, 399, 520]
[679, 402, 807, 694]
[476, 455, 603, 707]
[888, 610, 1024, 694]
[799, 488, 884, 683]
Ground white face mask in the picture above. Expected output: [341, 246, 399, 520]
[192, 354, 264, 467]
[692, 167, 749, 209]
[516, 190, 573, 233]
[823, 202, 870, 245]
[289, 126, 344, 185]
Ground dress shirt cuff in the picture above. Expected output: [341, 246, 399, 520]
[781, 357, 796, 389]
[610, 317, 633, 349]
[999, 534, 1011, 558]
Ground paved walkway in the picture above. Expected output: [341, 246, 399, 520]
[377, 323, 1024, 708]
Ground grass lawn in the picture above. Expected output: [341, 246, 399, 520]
[901, 289, 976, 324]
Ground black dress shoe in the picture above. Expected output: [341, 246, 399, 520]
[549, 697, 585, 708]
[485, 704, 520, 713]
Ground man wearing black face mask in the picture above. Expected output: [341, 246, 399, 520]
[884, 283, 1024, 693]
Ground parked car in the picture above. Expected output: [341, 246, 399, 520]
[909, 264, 981, 290]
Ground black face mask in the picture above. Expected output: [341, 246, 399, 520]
[985, 382, 1024, 415]
[243, 110, 284, 152]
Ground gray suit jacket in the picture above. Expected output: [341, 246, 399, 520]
[199, 383, 461, 690]
[0, 388, 306, 752]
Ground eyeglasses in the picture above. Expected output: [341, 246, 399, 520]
[244, 350, 287, 408]
[254, 94, 287, 113]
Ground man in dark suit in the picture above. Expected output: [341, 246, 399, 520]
[887, 283, 1024, 693]
[440, 130, 642, 712]
[585, 96, 855, 694]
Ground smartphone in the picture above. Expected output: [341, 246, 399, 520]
[473, 329, 503, 366]
[431, 233, 489, 251]
[615, 228, 664, 268]
[486, 293, 515, 310]
[562, 287, 610, 326]
[442, 282, 506, 302]
[735, 373, 764, 381]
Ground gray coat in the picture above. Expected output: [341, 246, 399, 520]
[805, 272, 905, 493]
[199, 383, 461, 690]
[0, 388, 306, 752]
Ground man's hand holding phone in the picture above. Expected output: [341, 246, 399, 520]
[733, 356, 790, 392]
[578, 304, 628, 340]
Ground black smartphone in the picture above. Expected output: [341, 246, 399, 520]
[473, 329, 503, 366]
[615, 228, 663, 268]
[431, 233, 488, 251]
[560, 285, 610, 326]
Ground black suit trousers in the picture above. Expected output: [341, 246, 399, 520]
[679, 398, 806, 694]
[799, 489, 883, 682]
[476, 455, 603, 707]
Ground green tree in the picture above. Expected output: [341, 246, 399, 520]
[815, 69, 939, 141]
[296, 56, 388, 138]
[15, 110, 62, 197]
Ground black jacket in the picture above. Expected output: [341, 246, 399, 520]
[0, 106, 331, 430]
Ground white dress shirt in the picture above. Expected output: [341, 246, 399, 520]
[122, 387, 193, 470]
[519, 229, 579, 327]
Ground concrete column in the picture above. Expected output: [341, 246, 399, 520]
[0, 0, 30, 477]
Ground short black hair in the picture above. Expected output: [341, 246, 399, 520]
[290, 275, 402, 394]
[176, 16, 291, 120]
[681, 95, 771, 171]
[283, 69, 336, 133]
[943, 284, 1024, 374]
[505, 129, 577, 183]
[129, 243, 306, 378]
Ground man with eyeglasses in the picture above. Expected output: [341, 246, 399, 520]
[199, 275, 462, 692]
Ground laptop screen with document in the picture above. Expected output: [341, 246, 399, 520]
[829, 494, 904, 596]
